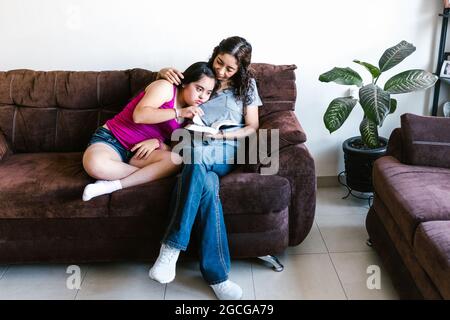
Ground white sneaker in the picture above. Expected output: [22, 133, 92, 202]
[149, 244, 180, 284]
[210, 280, 243, 300]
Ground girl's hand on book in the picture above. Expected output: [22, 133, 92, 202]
[131, 138, 160, 160]
[180, 106, 204, 119]
[205, 130, 224, 140]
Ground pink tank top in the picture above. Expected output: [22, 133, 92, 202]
[106, 85, 181, 150]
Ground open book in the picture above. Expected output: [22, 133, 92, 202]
[185, 115, 240, 134]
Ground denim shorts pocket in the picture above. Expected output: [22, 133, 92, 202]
[87, 127, 131, 163]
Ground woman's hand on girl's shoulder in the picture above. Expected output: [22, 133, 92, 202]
[157, 68, 184, 85]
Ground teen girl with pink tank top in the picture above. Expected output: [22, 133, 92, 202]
[81, 62, 217, 201]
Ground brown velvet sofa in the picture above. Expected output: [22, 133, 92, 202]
[366, 113, 450, 299]
[0, 64, 316, 266]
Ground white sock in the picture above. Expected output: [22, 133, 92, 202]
[82, 180, 122, 201]
[210, 280, 243, 300]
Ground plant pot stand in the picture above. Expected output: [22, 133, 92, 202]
[339, 136, 388, 206]
[337, 171, 374, 206]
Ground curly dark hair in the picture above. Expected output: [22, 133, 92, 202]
[207, 36, 255, 107]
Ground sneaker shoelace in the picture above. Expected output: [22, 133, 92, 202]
[215, 281, 231, 292]
[159, 247, 177, 264]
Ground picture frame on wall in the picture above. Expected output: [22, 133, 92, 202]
[440, 60, 450, 78]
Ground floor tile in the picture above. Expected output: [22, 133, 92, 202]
[76, 262, 165, 300]
[165, 259, 254, 300]
[0, 264, 82, 300]
[316, 214, 372, 253]
[0, 187, 401, 300]
[165, 261, 217, 300]
[0, 265, 8, 280]
[286, 222, 327, 255]
[252, 253, 346, 300]
[316, 187, 370, 216]
[231, 260, 255, 300]
[330, 252, 399, 300]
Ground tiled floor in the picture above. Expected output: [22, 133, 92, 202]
[0, 187, 399, 300]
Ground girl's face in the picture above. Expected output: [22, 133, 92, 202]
[182, 75, 216, 106]
[212, 53, 239, 81]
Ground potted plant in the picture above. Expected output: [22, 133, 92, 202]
[319, 40, 437, 192]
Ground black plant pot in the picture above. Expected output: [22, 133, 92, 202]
[342, 136, 388, 193]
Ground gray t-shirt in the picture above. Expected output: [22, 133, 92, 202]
[199, 78, 263, 129]
[188, 79, 263, 163]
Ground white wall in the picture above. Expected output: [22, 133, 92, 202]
[0, 0, 443, 176]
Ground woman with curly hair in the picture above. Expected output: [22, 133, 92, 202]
[149, 36, 263, 300]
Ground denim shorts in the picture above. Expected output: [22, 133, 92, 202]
[87, 127, 134, 162]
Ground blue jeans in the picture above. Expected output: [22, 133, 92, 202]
[162, 142, 235, 285]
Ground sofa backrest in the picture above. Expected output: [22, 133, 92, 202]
[0, 64, 297, 153]
[400, 113, 450, 169]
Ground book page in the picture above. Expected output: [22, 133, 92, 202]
[185, 124, 218, 134]
[192, 115, 206, 126]
[211, 119, 240, 130]
[186, 114, 239, 134]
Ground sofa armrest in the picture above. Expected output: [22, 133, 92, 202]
[259, 110, 307, 146]
[241, 110, 307, 173]
[0, 132, 11, 161]
[237, 109, 316, 246]
[386, 128, 403, 162]
[245, 142, 316, 245]
[237, 111, 315, 246]
[276, 143, 316, 246]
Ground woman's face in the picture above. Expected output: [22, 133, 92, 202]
[212, 53, 239, 81]
[182, 75, 216, 106]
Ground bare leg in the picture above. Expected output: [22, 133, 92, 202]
[120, 150, 182, 188]
[82, 143, 139, 180]
[82, 144, 181, 201]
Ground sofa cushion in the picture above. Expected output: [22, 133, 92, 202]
[0, 132, 11, 161]
[401, 113, 450, 168]
[0, 69, 158, 154]
[0, 152, 109, 218]
[370, 199, 443, 299]
[109, 176, 176, 218]
[0, 152, 291, 221]
[220, 172, 291, 214]
[414, 221, 450, 299]
[250, 64, 297, 118]
[110, 170, 290, 217]
[373, 156, 450, 245]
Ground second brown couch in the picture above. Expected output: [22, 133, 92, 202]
[366, 113, 450, 299]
